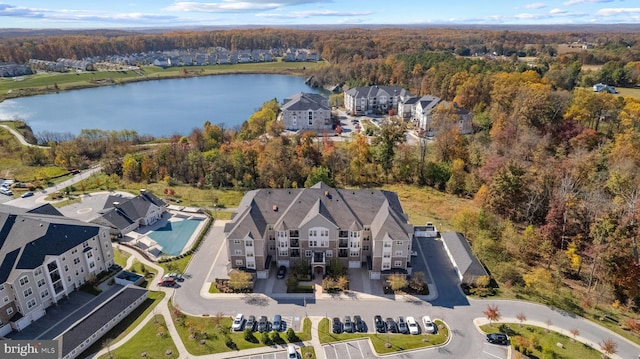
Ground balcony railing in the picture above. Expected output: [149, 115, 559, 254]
[338, 239, 348, 248]
[338, 249, 348, 258]
[290, 239, 299, 247]
[312, 251, 325, 264]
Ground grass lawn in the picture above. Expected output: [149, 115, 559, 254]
[318, 318, 448, 354]
[170, 301, 311, 356]
[380, 183, 479, 231]
[83, 291, 166, 357]
[113, 247, 131, 268]
[300, 345, 316, 359]
[159, 253, 193, 275]
[480, 323, 602, 359]
[208, 282, 221, 293]
[98, 315, 178, 359]
[615, 87, 640, 99]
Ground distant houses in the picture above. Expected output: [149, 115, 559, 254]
[0, 62, 33, 77]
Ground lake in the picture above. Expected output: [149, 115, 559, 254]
[0, 74, 324, 138]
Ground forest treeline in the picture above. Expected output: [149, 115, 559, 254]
[5, 27, 640, 326]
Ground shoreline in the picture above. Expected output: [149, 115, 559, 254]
[0, 61, 321, 104]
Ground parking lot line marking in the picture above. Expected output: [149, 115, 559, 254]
[345, 343, 352, 359]
[357, 340, 365, 359]
[333, 344, 339, 359]
[482, 351, 503, 359]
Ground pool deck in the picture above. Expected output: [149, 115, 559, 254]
[123, 210, 209, 259]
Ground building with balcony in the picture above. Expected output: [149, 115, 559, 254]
[0, 204, 114, 336]
[224, 183, 414, 279]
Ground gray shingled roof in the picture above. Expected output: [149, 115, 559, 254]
[27, 203, 63, 216]
[226, 183, 412, 243]
[0, 207, 105, 282]
[282, 92, 329, 111]
[96, 207, 135, 230]
[417, 95, 441, 113]
[59, 286, 147, 357]
[345, 85, 409, 99]
[441, 232, 488, 280]
[101, 192, 165, 225]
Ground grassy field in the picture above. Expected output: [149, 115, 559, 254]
[300, 346, 316, 359]
[481, 323, 602, 359]
[614, 87, 640, 99]
[113, 247, 132, 268]
[318, 318, 448, 354]
[84, 291, 166, 357]
[0, 61, 322, 102]
[98, 315, 178, 359]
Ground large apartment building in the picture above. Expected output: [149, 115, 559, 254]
[280, 92, 332, 132]
[0, 204, 114, 335]
[224, 183, 414, 279]
[344, 85, 411, 116]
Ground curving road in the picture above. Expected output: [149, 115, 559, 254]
[171, 224, 639, 359]
[0, 124, 48, 148]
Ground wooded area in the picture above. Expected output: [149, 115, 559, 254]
[3, 26, 640, 336]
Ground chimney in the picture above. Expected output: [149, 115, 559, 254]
[273, 205, 278, 212]
[113, 202, 120, 208]
[140, 189, 146, 195]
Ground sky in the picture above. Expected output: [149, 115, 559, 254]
[0, 0, 638, 29]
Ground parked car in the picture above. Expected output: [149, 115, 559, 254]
[273, 314, 283, 331]
[258, 316, 269, 332]
[164, 273, 184, 281]
[157, 276, 176, 287]
[332, 317, 342, 334]
[374, 315, 385, 333]
[406, 316, 419, 335]
[397, 316, 408, 334]
[410, 250, 418, 256]
[343, 316, 353, 333]
[422, 316, 436, 334]
[245, 315, 256, 331]
[232, 313, 244, 331]
[385, 317, 398, 333]
[0, 188, 13, 196]
[353, 315, 366, 333]
[287, 344, 298, 359]
[276, 265, 287, 279]
[486, 333, 509, 345]
[20, 192, 34, 198]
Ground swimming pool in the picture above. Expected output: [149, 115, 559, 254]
[148, 218, 203, 256]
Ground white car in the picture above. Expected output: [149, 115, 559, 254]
[406, 316, 419, 335]
[232, 313, 244, 331]
[422, 315, 436, 334]
[410, 250, 418, 256]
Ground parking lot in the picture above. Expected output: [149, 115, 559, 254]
[324, 339, 374, 359]
[233, 348, 296, 359]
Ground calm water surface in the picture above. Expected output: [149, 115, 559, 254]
[0, 74, 323, 137]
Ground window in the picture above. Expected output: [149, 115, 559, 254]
[279, 250, 288, 257]
[0, 284, 4, 291]
[83, 242, 89, 248]
[64, 265, 68, 272]
[19, 276, 29, 286]
[308, 111, 313, 125]
[396, 240, 403, 245]
[87, 252, 93, 259]
[350, 250, 359, 257]
[234, 249, 242, 255]
[395, 251, 403, 257]
[23, 288, 33, 298]
[382, 263, 391, 270]
[235, 260, 243, 266]
[394, 261, 402, 267]
[71, 249, 78, 254]
[245, 241, 253, 247]
[383, 253, 390, 258]
[383, 242, 391, 248]
[67, 276, 71, 282]
[73, 258, 80, 265]
[6, 307, 13, 315]
[41, 289, 49, 298]
[233, 240, 241, 245]
[2, 296, 8, 303]
[27, 299, 36, 309]
[34, 268, 43, 276]
[326, 250, 333, 258]
[310, 240, 317, 247]
[37, 279, 45, 288]
[89, 262, 95, 269]
[305, 250, 312, 257]
[268, 245, 276, 251]
[363, 245, 369, 251]
[246, 253, 254, 257]
[247, 263, 255, 269]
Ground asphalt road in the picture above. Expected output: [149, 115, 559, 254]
[174, 228, 640, 359]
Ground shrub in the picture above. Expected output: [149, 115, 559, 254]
[271, 331, 285, 345]
[286, 328, 299, 343]
[244, 328, 258, 343]
[261, 332, 273, 346]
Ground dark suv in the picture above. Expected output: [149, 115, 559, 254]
[486, 333, 508, 345]
[374, 315, 386, 333]
[276, 266, 287, 279]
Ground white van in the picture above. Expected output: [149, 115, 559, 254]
[287, 345, 297, 359]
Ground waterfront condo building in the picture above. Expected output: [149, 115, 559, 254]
[224, 183, 414, 279]
[0, 204, 114, 335]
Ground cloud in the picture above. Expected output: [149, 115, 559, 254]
[0, 3, 179, 24]
[257, 9, 372, 19]
[525, 3, 546, 9]
[563, 0, 613, 6]
[596, 7, 640, 16]
[549, 8, 567, 14]
[165, 0, 330, 13]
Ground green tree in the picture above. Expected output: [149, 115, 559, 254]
[304, 166, 335, 188]
[228, 270, 253, 292]
[372, 117, 406, 177]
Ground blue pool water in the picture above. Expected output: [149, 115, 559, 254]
[148, 219, 202, 256]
